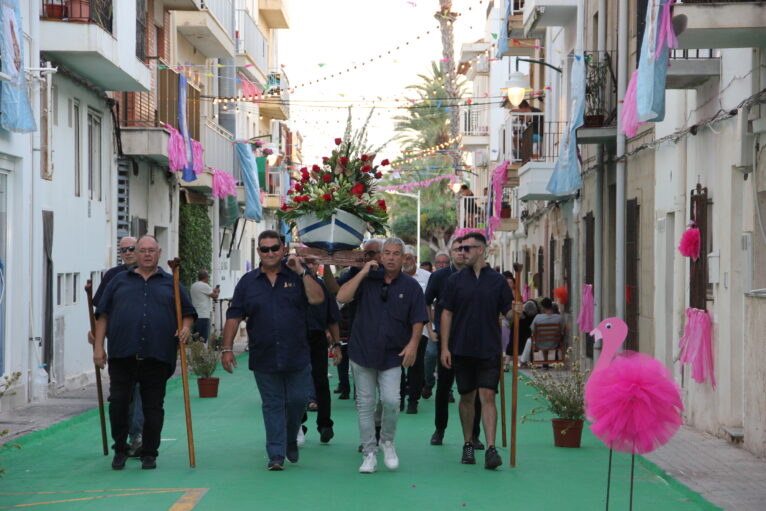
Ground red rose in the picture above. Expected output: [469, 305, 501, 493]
[294, 183, 303, 192]
[335, 138, 342, 145]
[322, 174, 332, 183]
[366, 206, 375, 213]
[280, 204, 289, 211]
[340, 156, 349, 166]
[377, 199, 387, 211]
[300, 195, 310, 203]
[301, 176, 309, 184]
[322, 156, 329, 164]
[361, 165, 371, 173]
[287, 189, 293, 195]
[381, 159, 390, 166]
[300, 167, 308, 173]
[323, 193, 332, 202]
[375, 172, 382, 179]
[312, 164, 321, 173]
[351, 183, 365, 196]
[361, 154, 369, 162]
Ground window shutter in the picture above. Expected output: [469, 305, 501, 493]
[690, 184, 709, 310]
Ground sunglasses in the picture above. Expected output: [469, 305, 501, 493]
[258, 245, 282, 253]
[380, 284, 389, 302]
[457, 245, 481, 253]
[119, 246, 136, 253]
[364, 250, 379, 258]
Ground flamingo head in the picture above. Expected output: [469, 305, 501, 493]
[590, 317, 628, 348]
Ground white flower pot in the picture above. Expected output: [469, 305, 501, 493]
[294, 209, 366, 252]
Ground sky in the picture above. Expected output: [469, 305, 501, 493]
[279, 0, 491, 170]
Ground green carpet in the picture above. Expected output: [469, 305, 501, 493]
[1, 357, 720, 511]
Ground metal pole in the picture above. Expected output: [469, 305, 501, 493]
[416, 190, 421, 259]
[615, 0, 628, 321]
[594, 0, 607, 365]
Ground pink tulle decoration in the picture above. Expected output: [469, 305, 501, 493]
[165, 124, 188, 172]
[522, 284, 530, 302]
[620, 71, 643, 137]
[487, 161, 510, 243]
[586, 318, 683, 455]
[679, 308, 716, 389]
[577, 284, 594, 333]
[656, 0, 678, 58]
[678, 226, 701, 260]
[211, 168, 237, 199]
[192, 140, 204, 175]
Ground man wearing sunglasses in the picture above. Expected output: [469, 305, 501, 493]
[439, 232, 515, 470]
[337, 237, 429, 474]
[220, 230, 325, 471]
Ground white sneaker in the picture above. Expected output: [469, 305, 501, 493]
[359, 452, 377, 473]
[381, 441, 399, 470]
[296, 427, 306, 447]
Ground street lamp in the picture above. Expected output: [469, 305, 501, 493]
[502, 57, 563, 107]
[383, 189, 421, 259]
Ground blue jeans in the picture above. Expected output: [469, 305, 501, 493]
[424, 338, 439, 388]
[194, 318, 211, 341]
[253, 366, 311, 461]
[127, 384, 143, 442]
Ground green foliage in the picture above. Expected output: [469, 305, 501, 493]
[391, 212, 417, 243]
[179, 201, 212, 289]
[187, 337, 219, 379]
[522, 349, 589, 422]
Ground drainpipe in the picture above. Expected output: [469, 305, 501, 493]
[217, 0, 237, 135]
[593, 0, 607, 365]
[615, 0, 628, 321]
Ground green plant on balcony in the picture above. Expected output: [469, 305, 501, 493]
[584, 58, 608, 127]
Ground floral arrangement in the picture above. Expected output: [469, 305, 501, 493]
[277, 137, 390, 235]
[522, 348, 589, 421]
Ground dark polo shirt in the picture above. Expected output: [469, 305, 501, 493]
[424, 264, 460, 335]
[227, 263, 316, 373]
[440, 266, 514, 359]
[307, 278, 340, 333]
[95, 267, 197, 370]
[349, 271, 429, 371]
[92, 263, 131, 308]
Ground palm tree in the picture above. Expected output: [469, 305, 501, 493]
[435, 1, 461, 173]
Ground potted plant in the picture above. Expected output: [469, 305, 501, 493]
[584, 56, 608, 128]
[187, 335, 220, 398]
[277, 136, 390, 252]
[43, 2, 67, 18]
[522, 348, 589, 448]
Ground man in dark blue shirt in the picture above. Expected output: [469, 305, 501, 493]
[338, 237, 428, 474]
[440, 232, 515, 470]
[94, 235, 196, 471]
[424, 236, 482, 448]
[220, 230, 325, 471]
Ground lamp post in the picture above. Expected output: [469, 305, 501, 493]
[502, 58, 563, 107]
[383, 189, 421, 259]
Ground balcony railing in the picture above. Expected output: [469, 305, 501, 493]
[462, 106, 489, 137]
[41, 0, 113, 34]
[121, 66, 201, 141]
[237, 9, 268, 73]
[458, 195, 491, 230]
[510, 0, 526, 15]
[204, 120, 235, 174]
[201, 0, 234, 37]
[267, 71, 290, 118]
[670, 49, 716, 59]
[506, 112, 565, 164]
[583, 51, 617, 127]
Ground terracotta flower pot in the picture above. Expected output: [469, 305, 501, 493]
[44, 3, 67, 18]
[197, 377, 219, 398]
[551, 418, 584, 448]
[66, 0, 89, 21]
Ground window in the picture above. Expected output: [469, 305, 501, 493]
[57, 273, 64, 306]
[74, 101, 81, 197]
[90, 271, 102, 292]
[87, 111, 102, 201]
[56, 273, 80, 306]
[72, 273, 79, 304]
[689, 185, 711, 309]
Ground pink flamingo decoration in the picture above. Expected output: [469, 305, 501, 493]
[585, 318, 683, 510]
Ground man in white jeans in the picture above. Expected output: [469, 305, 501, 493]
[338, 237, 428, 473]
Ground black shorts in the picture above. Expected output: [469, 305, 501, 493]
[453, 355, 500, 395]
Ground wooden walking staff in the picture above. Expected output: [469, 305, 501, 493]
[84, 280, 109, 456]
[498, 317, 507, 448]
[510, 262, 523, 467]
[168, 258, 196, 468]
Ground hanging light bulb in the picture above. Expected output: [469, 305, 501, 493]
[503, 72, 529, 107]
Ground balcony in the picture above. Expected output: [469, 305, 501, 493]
[672, 1, 766, 49]
[503, 1, 538, 56]
[461, 106, 490, 149]
[523, 0, 577, 38]
[263, 167, 285, 209]
[203, 120, 235, 174]
[236, 9, 269, 82]
[666, 49, 720, 89]
[259, 0, 290, 29]
[174, 0, 235, 58]
[506, 114, 568, 201]
[259, 72, 290, 120]
[577, 51, 618, 145]
[466, 56, 490, 81]
[40, 0, 150, 91]
[458, 195, 491, 231]
[496, 187, 521, 232]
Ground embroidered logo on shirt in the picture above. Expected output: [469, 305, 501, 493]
[284, 282, 296, 288]
[399, 294, 404, 299]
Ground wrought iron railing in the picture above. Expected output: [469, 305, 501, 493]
[505, 112, 565, 164]
[669, 49, 716, 59]
[40, 0, 113, 34]
[583, 50, 618, 127]
[237, 9, 268, 74]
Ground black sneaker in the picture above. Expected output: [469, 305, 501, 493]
[406, 401, 418, 414]
[141, 456, 157, 470]
[448, 391, 456, 403]
[471, 436, 485, 450]
[461, 443, 476, 464]
[286, 442, 299, 463]
[421, 385, 433, 399]
[111, 451, 129, 470]
[484, 446, 502, 470]
[267, 459, 284, 471]
[319, 427, 334, 444]
[333, 386, 342, 394]
[338, 392, 350, 400]
[430, 429, 444, 446]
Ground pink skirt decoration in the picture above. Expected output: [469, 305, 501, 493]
[165, 124, 188, 172]
[678, 226, 701, 259]
[586, 351, 683, 454]
[621, 71, 642, 138]
[211, 168, 237, 199]
[577, 284, 594, 333]
[192, 140, 204, 175]
[679, 308, 716, 389]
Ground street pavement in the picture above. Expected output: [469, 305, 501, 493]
[0, 351, 759, 510]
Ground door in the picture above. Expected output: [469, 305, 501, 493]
[625, 199, 639, 352]
[42, 211, 54, 376]
[584, 212, 595, 357]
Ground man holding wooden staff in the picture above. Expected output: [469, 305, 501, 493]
[93, 235, 196, 470]
[439, 232, 514, 470]
[220, 230, 325, 471]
